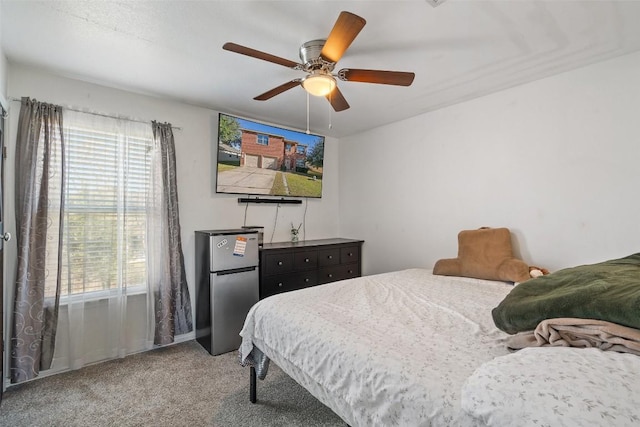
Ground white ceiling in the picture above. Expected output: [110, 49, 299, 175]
[2, 0, 640, 138]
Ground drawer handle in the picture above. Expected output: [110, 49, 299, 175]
[328, 274, 333, 278]
[348, 270, 353, 274]
[278, 261, 283, 266]
[278, 283, 283, 287]
[328, 255, 333, 259]
[305, 258, 310, 262]
[304, 278, 310, 283]
[348, 252, 353, 256]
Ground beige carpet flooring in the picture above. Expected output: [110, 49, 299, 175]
[0, 340, 345, 426]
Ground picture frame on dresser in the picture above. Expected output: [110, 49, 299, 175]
[258, 238, 364, 299]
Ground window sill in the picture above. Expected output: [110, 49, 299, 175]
[57, 285, 147, 306]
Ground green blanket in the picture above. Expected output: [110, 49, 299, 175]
[492, 253, 640, 334]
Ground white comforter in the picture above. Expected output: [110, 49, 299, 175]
[240, 269, 514, 426]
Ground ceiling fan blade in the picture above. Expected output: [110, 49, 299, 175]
[254, 79, 302, 101]
[223, 42, 302, 69]
[320, 12, 366, 63]
[326, 86, 350, 112]
[338, 69, 415, 86]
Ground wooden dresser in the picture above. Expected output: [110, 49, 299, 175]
[259, 238, 364, 299]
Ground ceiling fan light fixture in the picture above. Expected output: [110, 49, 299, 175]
[224, 12, 414, 112]
[302, 73, 336, 97]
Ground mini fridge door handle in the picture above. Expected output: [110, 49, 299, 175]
[215, 266, 257, 276]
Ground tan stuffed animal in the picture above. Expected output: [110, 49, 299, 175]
[433, 227, 530, 283]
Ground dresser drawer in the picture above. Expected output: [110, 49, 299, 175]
[318, 248, 340, 267]
[318, 264, 360, 284]
[294, 250, 318, 270]
[342, 263, 360, 279]
[263, 252, 294, 275]
[318, 263, 360, 285]
[341, 246, 360, 264]
[261, 272, 318, 298]
[317, 266, 343, 284]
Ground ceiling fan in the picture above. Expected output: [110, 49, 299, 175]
[223, 11, 415, 112]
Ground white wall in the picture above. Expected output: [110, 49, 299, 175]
[339, 51, 640, 276]
[3, 65, 340, 355]
[0, 2, 7, 103]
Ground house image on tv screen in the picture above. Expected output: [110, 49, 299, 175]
[216, 114, 324, 198]
[240, 129, 308, 172]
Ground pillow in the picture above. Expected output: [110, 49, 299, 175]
[461, 347, 640, 426]
[433, 227, 530, 283]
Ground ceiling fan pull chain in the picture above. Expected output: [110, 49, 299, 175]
[306, 91, 310, 134]
[329, 90, 333, 129]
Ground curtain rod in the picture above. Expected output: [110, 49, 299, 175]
[9, 97, 182, 130]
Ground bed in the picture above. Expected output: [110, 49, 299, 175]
[240, 269, 510, 425]
[239, 268, 640, 426]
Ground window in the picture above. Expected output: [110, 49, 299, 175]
[296, 145, 306, 154]
[47, 117, 153, 297]
[296, 158, 306, 167]
[257, 134, 269, 145]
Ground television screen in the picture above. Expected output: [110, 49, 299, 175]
[216, 113, 324, 198]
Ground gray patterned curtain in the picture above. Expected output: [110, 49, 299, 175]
[12, 97, 65, 383]
[148, 121, 192, 345]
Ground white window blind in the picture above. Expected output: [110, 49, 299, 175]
[46, 118, 154, 298]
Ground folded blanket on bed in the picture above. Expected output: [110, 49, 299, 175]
[507, 318, 640, 356]
[492, 253, 640, 334]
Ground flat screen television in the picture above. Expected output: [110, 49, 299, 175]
[216, 113, 325, 198]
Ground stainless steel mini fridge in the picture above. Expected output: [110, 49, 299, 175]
[195, 229, 259, 355]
